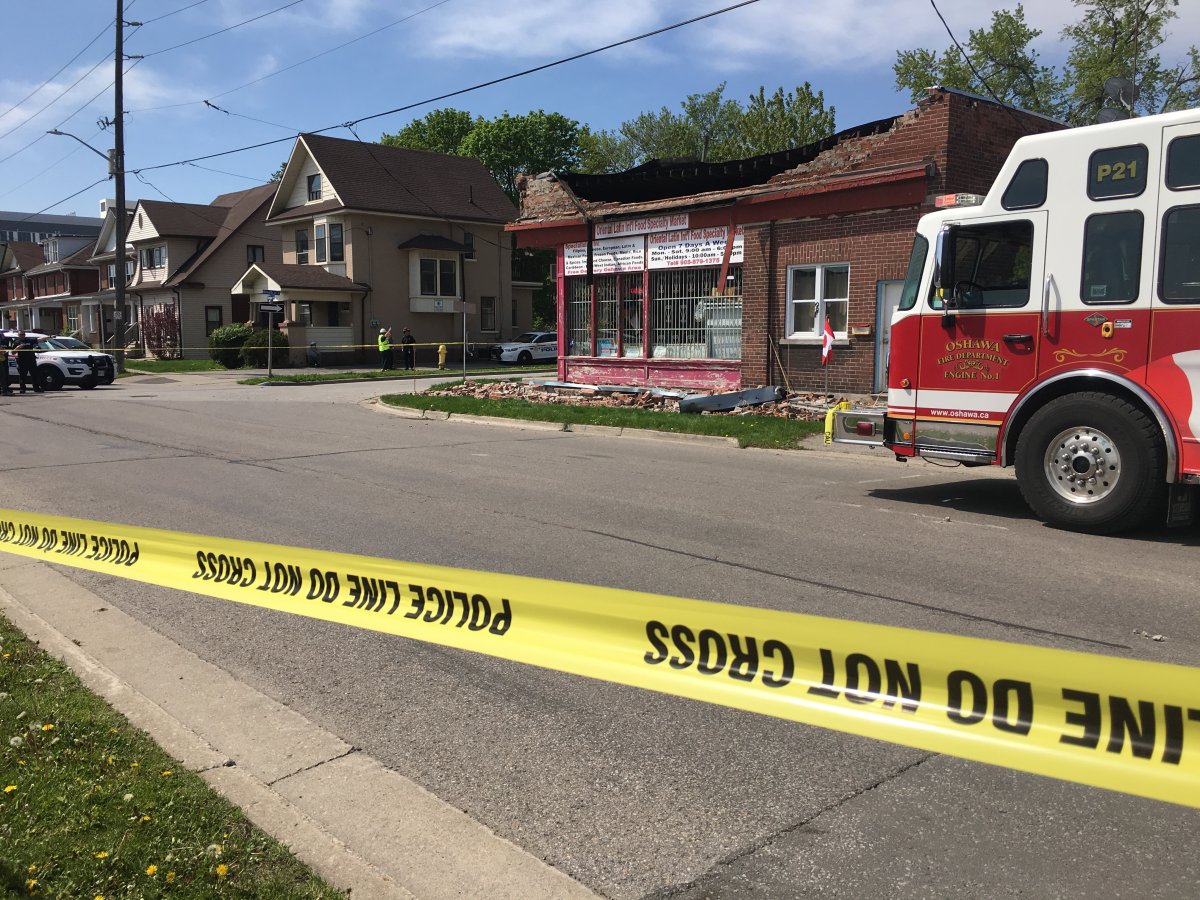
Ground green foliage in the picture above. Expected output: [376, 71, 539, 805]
[1061, 0, 1199, 123]
[207, 322, 253, 369]
[0, 615, 340, 899]
[893, 1, 1199, 125]
[240, 328, 291, 368]
[578, 81, 837, 172]
[736, 84, 837, 157]
[893, 5, 1061, 116]
[380, 108, 479, 155]
[459, 110, 582, 201]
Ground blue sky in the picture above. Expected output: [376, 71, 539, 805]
[1, 0, 1197, 219]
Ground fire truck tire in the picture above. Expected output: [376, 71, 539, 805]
[1015, 392, 1166, 534]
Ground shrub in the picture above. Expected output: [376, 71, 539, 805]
[241, 328, 291, 368]
[208, 323, 253, 369]
[143, 305, 181, 359]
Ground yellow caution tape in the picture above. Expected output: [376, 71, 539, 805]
[1, 506, 1197, 808]
[823, 401, 850, 445]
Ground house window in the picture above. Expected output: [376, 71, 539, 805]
[247, 245, 265, 264]
[419, 258, 438, 295]
[329, 224, 344, 262]
[67, 306, 80, 334]
[463, 231, 475, 260]
[512, 298, 518, 327]
[298, 303, 312, 326]
[205, 306, 223, 336]
[787, 264, 848, 338]
[140, 246, 165, 270]
[316, 224, 326, 263]
[307, 173, 321, 201]
[439, 258, 457, 296]
[481, 296, 496, 332]
[296, 229, 309, 265]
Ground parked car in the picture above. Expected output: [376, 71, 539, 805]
[3, 331, 116, 390]
[490, 331, 558, 364]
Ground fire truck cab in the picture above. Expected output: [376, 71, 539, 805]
[832, 106, 1200, 534]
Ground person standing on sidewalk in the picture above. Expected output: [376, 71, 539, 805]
[14, 330, 42, 393]
[0, 343, 12, 395]
[401, 327, 415, 370]
[378, 327, 394, 371]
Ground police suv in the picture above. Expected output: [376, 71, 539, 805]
[4, 331, 116, 390]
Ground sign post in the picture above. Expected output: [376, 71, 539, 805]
[261, 290, 282, 378]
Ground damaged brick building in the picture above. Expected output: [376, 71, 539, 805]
[508, 88, 1063, 394]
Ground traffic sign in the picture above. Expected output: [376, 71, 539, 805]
[262, 289, 280, 298]
[259, 304, 283, 312]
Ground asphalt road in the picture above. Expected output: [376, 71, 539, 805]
[3, 372, 1198, 898]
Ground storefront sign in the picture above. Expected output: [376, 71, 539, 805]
[563, 236, 646, 276]
[593, 214, 689, 238]
[648, 226, 743, 270]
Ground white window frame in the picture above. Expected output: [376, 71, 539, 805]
[416, 254, 459, 298]
[786, 263, 849, 339]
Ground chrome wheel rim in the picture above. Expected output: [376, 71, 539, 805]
[1043, 425, 1120, 505]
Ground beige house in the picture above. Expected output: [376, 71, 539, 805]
[126, 184, 280, 357]
[231, 133, 520, 365]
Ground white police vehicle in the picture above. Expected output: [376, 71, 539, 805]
[490, 331, 558, 364]
[4, 331, 116, 390]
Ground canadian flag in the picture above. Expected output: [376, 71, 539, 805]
[822, 316, 834, 366]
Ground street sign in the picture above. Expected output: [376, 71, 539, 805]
[259, 304, 283, 312]
[262, 289, 280, 298]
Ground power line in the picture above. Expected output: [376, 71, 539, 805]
[139, 0, 214, 26]
[130, 0, 455, 113]
[132, 0, 764, 174]
[0, 18, 112, 125]
[140, 0, 305, 58]
[15, 177, 112, 221]
[928, 0, 1029, 126]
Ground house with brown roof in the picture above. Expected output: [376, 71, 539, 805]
[126, 183, 280, 357]
[509, 88, 1063, 394]
[83, 204, 136, 348]
[0, 241, 43, 326]
[0, 235, 97, 334]
[231, 133, 520, 365]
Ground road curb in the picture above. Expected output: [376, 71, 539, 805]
[0, 559, 597, 900]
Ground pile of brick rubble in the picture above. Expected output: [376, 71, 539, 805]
[426, 380, 874, 421]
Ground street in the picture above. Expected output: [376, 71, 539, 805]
[2, 373, 1199, 899]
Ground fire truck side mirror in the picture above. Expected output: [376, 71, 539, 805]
[935, 225, 959, 318]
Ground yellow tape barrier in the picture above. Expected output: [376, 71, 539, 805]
[1, 507, 1197, 808]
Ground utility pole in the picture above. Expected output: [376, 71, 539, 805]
[112, 0, 128, 373]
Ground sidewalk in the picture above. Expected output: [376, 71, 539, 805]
[0, 556, 596, 900]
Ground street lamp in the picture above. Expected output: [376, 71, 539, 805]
[47, 128, 126, 368]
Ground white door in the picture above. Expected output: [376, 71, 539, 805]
[874, 280, 904, 393]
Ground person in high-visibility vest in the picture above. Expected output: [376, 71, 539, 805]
[378, 327, 394, 371]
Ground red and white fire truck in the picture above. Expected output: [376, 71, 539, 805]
[832, 106, 1200, 534]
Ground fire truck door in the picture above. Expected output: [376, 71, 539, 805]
[914, 211, 1046, 458]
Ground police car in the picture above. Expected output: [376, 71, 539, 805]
[489, 331, 558, 364]
[4, 331, 116, 390]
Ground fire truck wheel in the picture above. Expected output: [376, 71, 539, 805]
[1015, 392, 1166, 534]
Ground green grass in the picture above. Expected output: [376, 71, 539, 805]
[380, 392, 823, 449]
[0, 615, 343, 899]
[125, 359, 223, 374]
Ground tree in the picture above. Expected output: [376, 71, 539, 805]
[893, 5, 1061, 116]
[458, 110, 582, 201]
[1060, 0, 1200, 124]
[736, 84, 837, 157]
[380, 108, 478, 155]
[577, 82, 837, 173]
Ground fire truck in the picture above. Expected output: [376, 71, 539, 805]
[831, 106, 1200, 534]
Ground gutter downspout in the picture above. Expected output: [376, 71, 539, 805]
[170, 288, 182, 358]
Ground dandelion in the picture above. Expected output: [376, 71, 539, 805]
[160, 770, 172, 777]
[166, 872, 176, 883]
[8, 736, 22, 748]
[4, 785, 15, 793]
[141, 815, 151, 823]
[130, 761, 139, 768]
[0, 691, 8, 699]
[25, 878, 37, 892]
[40, 723, 54, 732]
[26, 865, 36, 873]
[206, 843, 222, 857]
[123, 793, 133, 803]
[215, 863, 228, 879]
[145, 864, 158, 876]
[94, 851, 108, 859]
[107, 756, 114, 765]
[95, 895, 105, 900]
